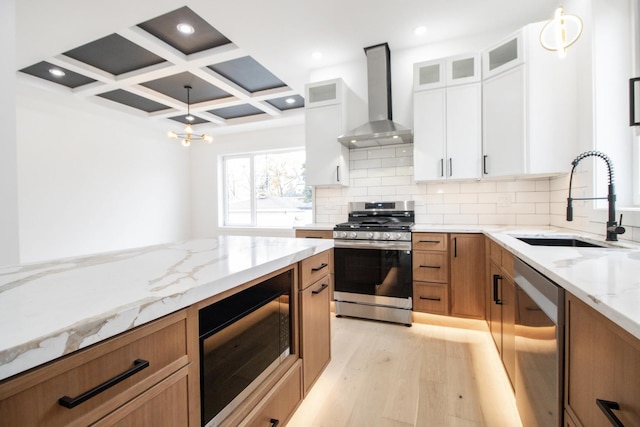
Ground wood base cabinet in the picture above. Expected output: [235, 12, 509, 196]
[486, 239, 515, 388]
[565, 293, 640, 426]
[0, 310, 194, 427]
[412, 233, 449, 315]
[450, 234, 485, 319]
[299, 251, 332, 395]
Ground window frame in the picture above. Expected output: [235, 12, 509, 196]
[220, 148, 309, 228]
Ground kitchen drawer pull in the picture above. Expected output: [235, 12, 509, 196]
[596, 399, 625, 427]
[311, 262, 328, 272]
[493, 274, 503, 305]
[58, 359, 149, 409]
[420, 296, 441, 301]
[418, 240, 441, 244]
[419, 265, 441, 269]
[312, 283, 329, 294]
[270, 419, 280, 427]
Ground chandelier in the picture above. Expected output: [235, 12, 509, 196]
[539, 6, 583, 59]
[167, 85, 213, 147]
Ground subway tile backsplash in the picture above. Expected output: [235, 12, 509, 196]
[314, 143, 553, 226]
[313, 143, 640, 244]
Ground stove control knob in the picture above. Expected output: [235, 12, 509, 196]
[383, 232, 390, 240]
[396, 233, 404, 240]
[350, 232, 358, 239]
[340, 231, 348, 238]
[367, 232, 374, 239]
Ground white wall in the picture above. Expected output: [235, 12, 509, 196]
[0, 0, 20, 266]
[16, 83, 191, 262]
[190, 124, 305, 238]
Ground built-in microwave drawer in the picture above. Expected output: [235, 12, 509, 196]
[300, 250, 331, 290]
[413, 252, 449, 283]
[0, 310, 189, 427]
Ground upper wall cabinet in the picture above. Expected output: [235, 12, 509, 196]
[413, 53, 481, 182]
[413, 54, 480, 91]
[305, 79, 350, 187]
[481, 22, 578, 178]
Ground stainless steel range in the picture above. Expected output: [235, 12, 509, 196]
[333, 201, 414, 325]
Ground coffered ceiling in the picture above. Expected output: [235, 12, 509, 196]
[15, 0, 558, 136]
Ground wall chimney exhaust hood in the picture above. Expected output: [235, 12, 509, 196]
[338, 43, 412, 149]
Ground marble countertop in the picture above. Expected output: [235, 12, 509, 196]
[485, 229, 640, 340]
[0, 236, 333, 382]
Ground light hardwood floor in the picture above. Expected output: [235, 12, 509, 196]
[288, 314, 522, 427]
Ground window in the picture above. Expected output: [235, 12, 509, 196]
[222, 150, 312, 227]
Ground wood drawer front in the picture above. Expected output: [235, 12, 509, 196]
[300, 250, 331, 290]
[413, 252, 449, 283]
[413, 283, 449, 315]
[243, 360, 302, 427]
[413, 233, 448, 251]
[92, 367, 190, 427]
[0, 312, 188, 427]
[489, 240, 502, 265]
[295, 229, 333, 239]
[501, 251, 514, 279]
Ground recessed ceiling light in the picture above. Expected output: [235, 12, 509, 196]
[48, 68, 65, 77]
[311, 51, 323, 60]
[285, 98, 296, 104]
[414, 25, 428, 36]
[177, 23, 195, 34]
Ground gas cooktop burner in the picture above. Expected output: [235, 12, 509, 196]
[333, 201, 415, 241]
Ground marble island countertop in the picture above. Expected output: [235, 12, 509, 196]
[486, 229, 640, 340]
[0, 236, 333, 382]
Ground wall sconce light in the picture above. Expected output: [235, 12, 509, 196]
[539, 6, 583, 58]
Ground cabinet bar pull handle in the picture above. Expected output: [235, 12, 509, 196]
[58, 359, 149, 409]
[440, 158, 444, 177]
[596, 399, 625, 427]
[312, 283, 329, 294]
[449, 158, 453, 177]
[420, 265, 441, 269]
[483, 155, 488, 175]
[304, 236, 322, 239]
[420, 296, 441, 301]
[419, 240, 441, 244]
[336, 165, 340, 182]
[311, 263, 328, 271]
[493, 274, 503, 305]
[270, 419, 280, 427]
[454, 237, 457, 257]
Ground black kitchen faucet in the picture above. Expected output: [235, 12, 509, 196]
[566, 150, 626, 241]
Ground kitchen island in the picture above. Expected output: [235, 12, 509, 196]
[0, 236, 333, 382]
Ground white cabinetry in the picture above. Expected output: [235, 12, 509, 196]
[305, 79, 349, 186]
[481, 22, 577, 178]
[413, 54, 481, 182]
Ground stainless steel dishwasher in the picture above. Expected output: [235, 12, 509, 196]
[514, 257, 565, 427]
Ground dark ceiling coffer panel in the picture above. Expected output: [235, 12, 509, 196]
[337, 42, 412, 149]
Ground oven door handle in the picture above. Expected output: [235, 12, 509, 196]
[334, 240, 412, 251]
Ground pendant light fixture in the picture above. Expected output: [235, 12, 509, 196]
[167, 85, 213, 147]
[539, 6, 583, 58]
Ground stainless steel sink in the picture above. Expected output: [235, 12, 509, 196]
[515, 236, 606, 248]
